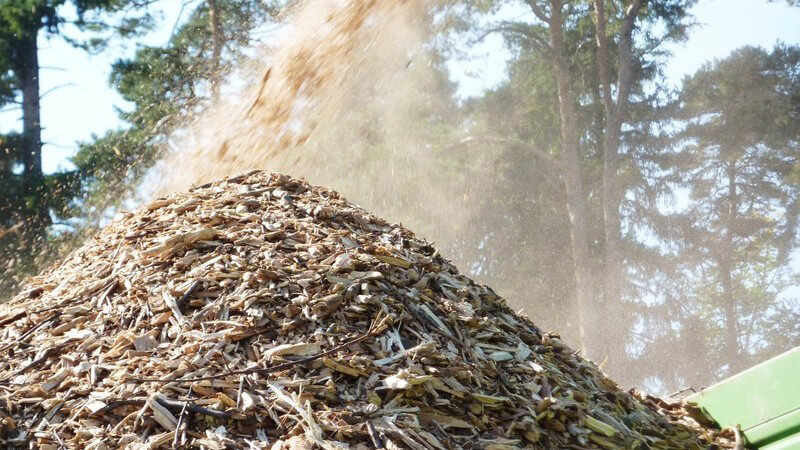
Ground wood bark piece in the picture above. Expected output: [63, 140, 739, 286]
[0, 171, 731, 449]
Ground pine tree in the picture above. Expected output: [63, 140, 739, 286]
[0, 0, 278, 295]
[72, 0, 278, 213]
[646, 45, 800, 385]
[0, 0, 153, 294]
[454, 0, 694, 371]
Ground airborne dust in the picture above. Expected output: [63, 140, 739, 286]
[156, 0, 637, 389]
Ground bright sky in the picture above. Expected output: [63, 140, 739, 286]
[1, 0, 799, 174]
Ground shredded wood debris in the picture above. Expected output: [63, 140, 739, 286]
[0, 171, 731, 449]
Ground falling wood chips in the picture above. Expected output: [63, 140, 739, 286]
[0, 172, 733, 449]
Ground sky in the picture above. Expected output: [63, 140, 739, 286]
[1, 0, 799, 174]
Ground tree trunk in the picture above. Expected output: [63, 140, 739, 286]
[720, 162, 740, 375]
[592, 0, 644, 363]
[593, 0, 618, 364]
[18, 30, 47, 248]
[548, 0, 595, 356]
[208, 0, 224, 99]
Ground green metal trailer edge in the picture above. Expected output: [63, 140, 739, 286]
[686, 347, 800, 449]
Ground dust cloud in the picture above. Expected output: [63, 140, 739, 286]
[156, 0, 614, 384]
[158, 0, 504, 304]
[161, 0, 434, 190]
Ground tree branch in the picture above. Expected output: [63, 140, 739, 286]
[0, 106, 22, 114]
[170, 0, 201, 42]
[471, 23, 550, 53]
[449, 135, 561, 168]
[40, 83, 76, 99]
[625, 0, 646, 25]
[525, 0, 550, 22]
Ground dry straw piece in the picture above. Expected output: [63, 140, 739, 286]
[0, 171, 730, 449]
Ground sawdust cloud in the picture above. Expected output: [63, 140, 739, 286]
[160, 0, 435, 190]
[155, 0, 625, 384]
[158, 0, 502, 302]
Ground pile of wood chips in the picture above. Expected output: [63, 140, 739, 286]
[0, 171, 731, 449]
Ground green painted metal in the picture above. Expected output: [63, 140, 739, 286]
[759, 431, 800, 450]
[745, 407, 800, 448]
[687, 347, 800, 449]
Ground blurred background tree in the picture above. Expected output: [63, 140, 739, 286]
[443, 0, 798, 390]
[631, 45, 800, 387]
[0, 0, 277, 294]
[452, 0, 694, 368]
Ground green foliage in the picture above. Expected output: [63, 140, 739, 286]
[73, 0, 278, 209]
[0, 0, 275, 297]
[0, 1, 61, 38]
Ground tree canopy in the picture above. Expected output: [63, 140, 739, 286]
[0, 0, 154, 292]
[0, 0, 276, 294]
